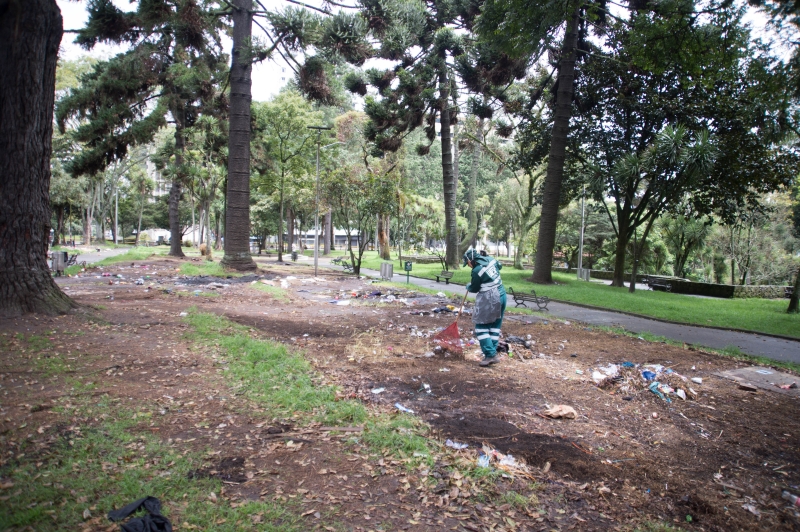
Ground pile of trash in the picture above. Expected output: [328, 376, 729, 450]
[589, 362, 700, 402]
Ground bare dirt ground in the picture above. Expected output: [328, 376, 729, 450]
[2, 256, 800, 531]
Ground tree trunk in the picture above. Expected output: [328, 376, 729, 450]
[531, 8, 580, 284]
[214, 207, 222, 250]
[459, 119, 483, 254]
[135, 192, 144, 246]
[0, 0, 75, 317]
[168, 104, 186, 257]
[326, 208, 334, 252]
[378, 214, 390, 259]
[629, 218, 656, 293]
[278, 174, 285, 261]
[324, 209, 332, 255]
[788, 267, 800, 313]
[611, 215, 631, 287]
[53, 205, 65, 246]
[205, 200, 213, 261]
[221, 0, 256, 271]
[83, 206, 91, 245]
[439, 67, 459, 268]
[287, 205, 294, 254]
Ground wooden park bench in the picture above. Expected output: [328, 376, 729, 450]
[435, 270, 454, 284]
[331, 256, 353, 273]
[647, 278, 673, 292]
[508, 286, 550, 311]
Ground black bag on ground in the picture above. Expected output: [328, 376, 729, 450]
[107, 496, 172, 532]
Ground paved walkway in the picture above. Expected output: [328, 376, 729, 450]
[306, 256, 800, 364]
[75, 247, 131, 265]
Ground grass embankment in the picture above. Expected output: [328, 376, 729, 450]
[1, 335, 299, 531]
[352, 252, 799, 339]
[65, 247, 169, 275]
[1, 312, 441, 530]
[184, 312, 433, 458]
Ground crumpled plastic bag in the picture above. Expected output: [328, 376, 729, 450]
[542, 405, 577, 419]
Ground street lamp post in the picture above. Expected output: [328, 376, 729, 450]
[308, 126, 332, 277]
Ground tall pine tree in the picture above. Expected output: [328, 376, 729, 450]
[57, 0, 228, 258]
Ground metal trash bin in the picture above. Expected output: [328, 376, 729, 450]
[51, 251, 67, 276]
[380, 262, 393, 280]
[291, 251, 298, 262]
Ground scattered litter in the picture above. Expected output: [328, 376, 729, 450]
[642, 371, 657, 381]
[622, 362, 635, 368]
[499, 455, 517, 467]
[436, 292, 446, 297]
[179, 312, 188, 317]
[691, 377, 703, 384]
[575, 370, 584, 375]
[648, 382, 672, 403]
[741, 504, 760, 517]
[439, 368, 450, 372]
[777, 382, 798, 390]
[542, 405, 577, 419]
[676, 389, 687, 400]
[446, 439, 468, 450]
[477, 455, 490, 468]
[421, 383, 432, 394]
[394, 403, 414, 414]
[782, 490, 800, 506]
[371, 388, 385, 394]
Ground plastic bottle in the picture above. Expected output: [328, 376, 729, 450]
[782, 491, 800, 506]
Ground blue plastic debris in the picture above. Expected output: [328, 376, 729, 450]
[642, 370, 656, 381]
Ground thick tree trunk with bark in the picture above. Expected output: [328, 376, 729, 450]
[221, 0, 257, 271]
[287, 206, 294, 254]
[531, 8, 580, 284]
[53, 205, 65, 245]
[0, 0, 75, 317]
[788, 268, 800, 313]
[459, 120, 483, 254]
[439, 68, 459, 268]
[324, 209, 332, 254]
[325, 209, 336, 251]
[169, 105, 186, 257]
[278, 176, 285, 261]
[378, 214, 390, 259]
[611, 216, 631, 287]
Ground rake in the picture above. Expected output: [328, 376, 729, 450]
[432, 290, 470, 356]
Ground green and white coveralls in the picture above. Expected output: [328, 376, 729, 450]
[466, 255, 507, 358]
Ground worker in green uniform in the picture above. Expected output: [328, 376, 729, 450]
[463, 248, 507, 367]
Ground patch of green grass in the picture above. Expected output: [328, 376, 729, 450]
[252, 282, 290, 302]
[184, 311, 366, 426]
[0, 395, 301, 531]
[359, 251, 800, 338]
[176, 290, 221, 298]
[179, 260, 241, 277]
[361, 415, 433, 466]
[35, 352, 68, 377]
[17, 333, 52, 352]
[65, 247, 169, 275]
[499, 490, 540, 511]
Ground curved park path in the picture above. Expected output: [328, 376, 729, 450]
[319, 257, 800, 364]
